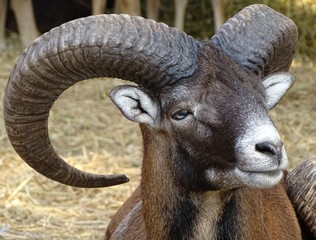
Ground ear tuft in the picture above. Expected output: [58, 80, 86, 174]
[263, 72, 295, 110]
[110, 85, 160, 126]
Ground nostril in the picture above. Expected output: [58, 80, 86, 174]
[255, 141, 278, 155]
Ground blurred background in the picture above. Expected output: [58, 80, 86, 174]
[1, 0, 316, 57]
[0, 0, 315, 239]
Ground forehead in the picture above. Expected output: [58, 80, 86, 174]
[160, 84, 196, 109]
[160, 72, 264, 110]
[159, 44, 266, 108]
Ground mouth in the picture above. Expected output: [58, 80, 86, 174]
[234, 167, 284, 188]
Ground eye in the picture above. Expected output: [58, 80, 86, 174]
[171, 109, 191, 120]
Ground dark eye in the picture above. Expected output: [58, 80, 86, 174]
[172, 109, 191, 120]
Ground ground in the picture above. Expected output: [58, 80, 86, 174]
[0, 34, 315, 239]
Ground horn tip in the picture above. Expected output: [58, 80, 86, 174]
[100, 174, 130, 188]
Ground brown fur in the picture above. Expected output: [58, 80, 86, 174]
[106, 181, 301, 239]
[106, 186, 145, 239]
[105, 125, 301, 240]
[106, 44, 303, 239]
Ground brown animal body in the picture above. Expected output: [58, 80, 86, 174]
[106, 183, 298, 239]
[3, 4, 315, 240]
[106, 43, 301, 239]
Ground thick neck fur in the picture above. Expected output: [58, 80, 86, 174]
[139, 126, 301, 240]
[140, 126, 224, 239]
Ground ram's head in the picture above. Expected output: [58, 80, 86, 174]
[4, 5, 297, 190]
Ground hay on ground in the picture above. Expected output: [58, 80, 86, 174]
[0, 17, 315, 239]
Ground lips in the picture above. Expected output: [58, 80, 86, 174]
[234, 149, 288, 173]
[236, 165, 283, 174]
[234, 167, 284, 188]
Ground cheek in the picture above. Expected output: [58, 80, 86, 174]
[175, 122, 213, 149]
[204, 168, 243, 189]
[196, 123, 213, 141]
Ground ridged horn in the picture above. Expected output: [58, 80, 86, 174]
[4, 14, 200, 188]
[286, 157, 316, 238]
[211, 4, 298, 77]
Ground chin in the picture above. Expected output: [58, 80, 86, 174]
[234, 168, 284, 189]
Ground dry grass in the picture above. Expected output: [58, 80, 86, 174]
[0, 36, 142, 239]
[0, 16, 315, 240]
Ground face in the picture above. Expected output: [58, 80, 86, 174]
[111, 44, 294, 192]
[158, 57, 287, 191]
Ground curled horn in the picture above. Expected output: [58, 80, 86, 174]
[4, 14, 200, 188]
[211, 4, 298, 77]
[286, 157, 316, 238]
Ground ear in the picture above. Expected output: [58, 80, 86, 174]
[263, 72, 295, 110]
[110, 85, 160, 126]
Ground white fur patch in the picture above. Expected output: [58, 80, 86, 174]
[263, 72, 295, 109]
[234, 167, 284, 188]
[234, 114, 288, 188]
[111, 86, 159, 126]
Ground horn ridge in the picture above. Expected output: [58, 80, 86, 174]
[4, 14, 199, 188]
[211, 4, 298, 77]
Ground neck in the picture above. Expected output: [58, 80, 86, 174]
[140, 127, 227, 239]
